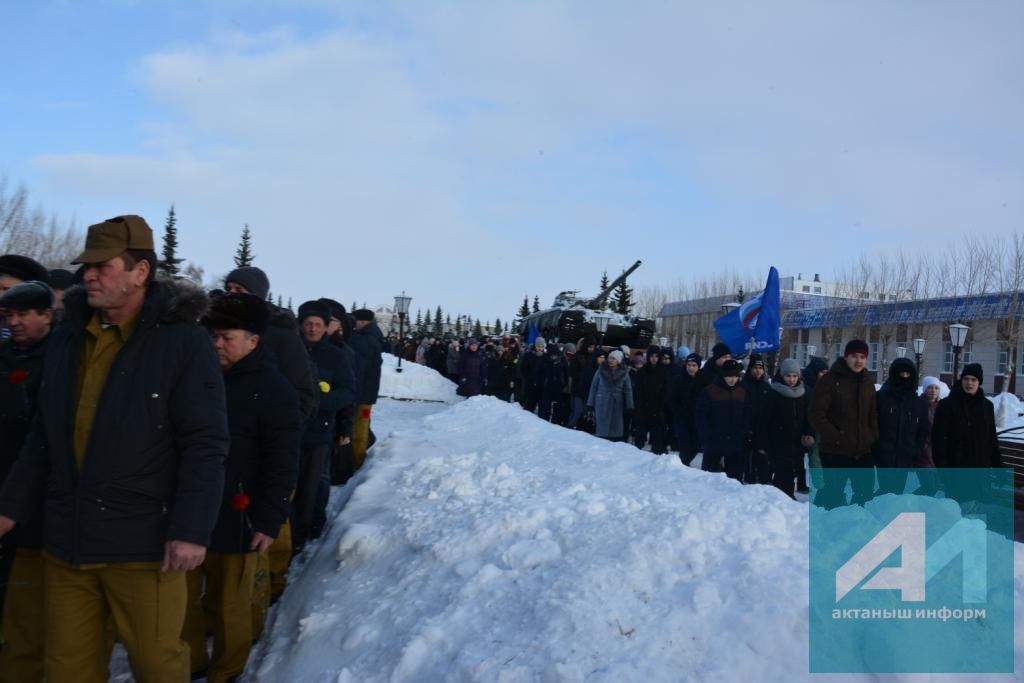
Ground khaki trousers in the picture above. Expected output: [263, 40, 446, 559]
[0, 549, 45, 683]
[251, 519, 291, 637]
[183, 552, 257, 683]
[352, 404, 372, 469]
[42, 553, 188, 683]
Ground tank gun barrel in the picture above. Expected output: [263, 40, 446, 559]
[587, 260, 642, 309]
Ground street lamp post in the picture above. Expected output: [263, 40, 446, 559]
[659, 335, 668, 350]
[593, 314, 611, 351]
[896, 346, 907, 359]
[394, 291, 412, 373]
[913, 337, 926, 373]
[948, 323, 969, 382]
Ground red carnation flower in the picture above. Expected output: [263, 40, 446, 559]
[230, 493, 251, 511]
[8, 370, 28, 384]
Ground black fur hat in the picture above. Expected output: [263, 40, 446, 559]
[202, 293, 269, 335]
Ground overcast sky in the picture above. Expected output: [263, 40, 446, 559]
[2, 1, 1021, 322]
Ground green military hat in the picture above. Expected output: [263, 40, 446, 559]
[71, 215, 154, 264]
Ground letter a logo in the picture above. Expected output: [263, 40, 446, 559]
[836, 512, 926, 602]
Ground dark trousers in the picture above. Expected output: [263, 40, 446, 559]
[293, 444, 329, 550]
[814, 452, 875, 509]
[633, 415, 667, 454]
[674, 417, 699, 466]
[702, 448, 744, 479]
[538, 392, 564, 424]
[747, 450, 771, 485]
[770, 452, 799, 498]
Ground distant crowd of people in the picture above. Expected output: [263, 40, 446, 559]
[0, 215, 385, 682]
[394, 332, 1005, 505]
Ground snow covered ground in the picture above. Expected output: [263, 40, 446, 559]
[378, 353, 459, 403]
[247, 392, 1024, 682]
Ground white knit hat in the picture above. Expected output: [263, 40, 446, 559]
[609, 349, 624, 363]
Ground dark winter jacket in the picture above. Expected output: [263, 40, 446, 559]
[536, 354, 569, 400]
[428, 342, 448, 376]
[809, 359, 879, 459]
[457, 346, 485, 397]
[0, 280, 230, 564]
[587, 364, 634, 438]
[633, 363, 667, 419]
[486, 349, 517, 397]
[764, 382, 813, 463]
[519, 349, 543, 395]
[696, 378, 750, 454]
[0, 335, 49, 549]
[932, 386, 1003, 468]
[262, 305, 318, 421]
[210, 346, 301, 553]
[668, 370, 700, 434]
[569, 350, 593, 399]
[350, 322, 385, 405]
[874, 358, 930, 468]
[742, 371, 771, 451]
[302, 335, 357, 448]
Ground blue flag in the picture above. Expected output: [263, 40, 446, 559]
[713, 266, 782, 356]
[525, 320, 539, 345]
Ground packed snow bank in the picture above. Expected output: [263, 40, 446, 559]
[249, 396, 1024, 682]
[991, 392, 1022, 432]
[378, 353, 459, 403]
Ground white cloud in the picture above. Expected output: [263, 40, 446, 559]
[32, 1, 1024, 317]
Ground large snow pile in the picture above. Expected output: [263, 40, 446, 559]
[248, 397, 1024, 682]
[990, 392, 1023, 432]
[377, 353, 459, 403]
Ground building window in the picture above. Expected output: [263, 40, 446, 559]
[943, 342, 974, 374]
[789, 343, 809, 367]
[814, 287, 822, 294]
[868, 342, 879, 371]
[997, 342, 1010, 376]
[802, 285, 810, 292]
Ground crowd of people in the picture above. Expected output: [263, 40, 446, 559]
[0, 215, 1010, 683]
[396, 331, 1005, 505]
[0, 215, 385, 682]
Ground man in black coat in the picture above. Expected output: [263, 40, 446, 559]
[0, 280, 55, 680]
[294, 300, 356, 550]
[632, 347, 668, 454]
[225, 266, 317, 422]
[184, 293, 301, 681]
[668, 352, 703, 465]
[874, 358, 930, 495]
[742, 354, 772, 484]
[350, 309, 384, 469]
[0, 216, 229, 681]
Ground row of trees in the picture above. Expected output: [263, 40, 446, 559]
[408, 307, 505, 339]
[0, 177, 81, 267]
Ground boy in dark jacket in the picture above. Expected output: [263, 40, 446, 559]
[742, 354, 771, 484]
[696, 359, 750, 479]
[536, 344, 569, 423]
[809, 340, 879, 508]
[633, 347, 668, 453]
[186, 294, 301, 681]
[669, 353, 703, 465]
[763, 359, 815, 498]
[874, 357, 930, 495]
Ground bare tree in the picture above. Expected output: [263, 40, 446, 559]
[0, 176, 82, 267]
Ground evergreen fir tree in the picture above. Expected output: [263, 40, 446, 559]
[455, 315, 463, 336]
[518, 296, 531, 319]
[414, 309, 423, 334]
[266, 290, 273, 303]
[599, 270, 610, 292]
[234, 224, 254, 267]
[287, 296, 293, 313]
[158, 205, 183, 277]
[494, 317, 503, 335]
[610, 270, 635, 314]
[351, 301, 357, 314]
[473, 319, 483, 338]
[424, 308, 433, 332]
[277, 295, 283, 308]
[432, 306, 444, 336]
[532, 295, 541, 313]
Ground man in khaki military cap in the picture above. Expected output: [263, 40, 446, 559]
[0, 215, 230, 682]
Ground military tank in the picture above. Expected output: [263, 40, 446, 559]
[517, 260, 656, 348]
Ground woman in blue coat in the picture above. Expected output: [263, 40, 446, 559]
[586, 350, 634, 441]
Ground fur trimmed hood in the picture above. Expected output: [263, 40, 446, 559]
[63, 277, 210, 328]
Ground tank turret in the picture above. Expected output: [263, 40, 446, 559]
[585, 260, 642, 310]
